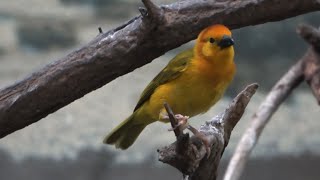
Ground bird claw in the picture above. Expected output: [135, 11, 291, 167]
[174, 114, 189, 120]
[167, 114, 189, 132]
[164, 111, 211, 158]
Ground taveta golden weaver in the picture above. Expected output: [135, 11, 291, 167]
[104, 24, 236, 149]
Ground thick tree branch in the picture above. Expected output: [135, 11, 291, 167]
[223, 24, 320, 180]
[158, 83, 259, 180]
[0, 0, 320, 138]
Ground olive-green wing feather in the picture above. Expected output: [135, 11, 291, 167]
[133, 49, 194, 111]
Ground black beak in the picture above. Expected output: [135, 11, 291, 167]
[218, 35, 234, 49]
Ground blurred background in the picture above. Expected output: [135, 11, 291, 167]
[0, 0, 320, 180]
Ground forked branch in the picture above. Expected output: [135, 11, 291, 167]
[158, 83, 259, 180]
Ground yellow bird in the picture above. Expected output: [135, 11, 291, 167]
[104, 24, 236, 149]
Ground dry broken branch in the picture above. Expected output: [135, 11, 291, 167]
[158, 83, 259, 180]
[1, 0, 320, 138]
[297, 24, 320, 104]
[223, 24, 320, 180]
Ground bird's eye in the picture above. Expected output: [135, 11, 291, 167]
[209, 38, 215, 44]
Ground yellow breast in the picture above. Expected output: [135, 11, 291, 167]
[146, 56, 235, 121]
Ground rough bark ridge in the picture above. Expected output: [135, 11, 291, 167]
[223, 24, 320, 180]
[1, 0, 320, 138]
[158, 83, 259, 180]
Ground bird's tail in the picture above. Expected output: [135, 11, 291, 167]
[103, 113, 146, 150]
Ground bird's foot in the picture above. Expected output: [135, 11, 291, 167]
[187, 125, 211, 158]
[167, 114, 190, 132]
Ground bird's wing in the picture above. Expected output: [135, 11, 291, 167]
[133, 49, 194, 112]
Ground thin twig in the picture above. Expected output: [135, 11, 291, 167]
[164, 102, 181, 138]
[163, 102, 192, 156]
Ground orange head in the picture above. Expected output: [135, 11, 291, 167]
[195, 24, 234, 61]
